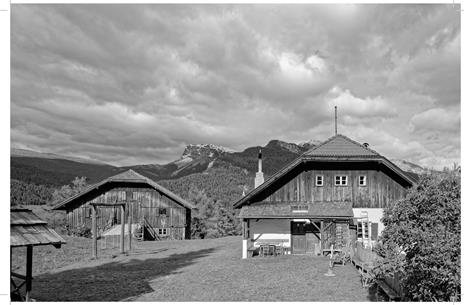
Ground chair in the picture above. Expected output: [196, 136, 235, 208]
[274, 244, 283, 256]
[269, 244, 276, 256]
[260, 244, 271, 257]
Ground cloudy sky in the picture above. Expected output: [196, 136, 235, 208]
[11, 4, 460, 169]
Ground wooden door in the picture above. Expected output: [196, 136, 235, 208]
[291, 222, 306, 254]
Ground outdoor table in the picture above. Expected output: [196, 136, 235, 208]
[322, 248, 342, 256]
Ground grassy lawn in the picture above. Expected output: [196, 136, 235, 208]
[12, 236, 377, 301]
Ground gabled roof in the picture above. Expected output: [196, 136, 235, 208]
[239, 201, 353, 219]
[304, 134, 380, 157]
[53, 169, 194, 210]
[11, 208, 66, 248]
[233, 134, 416, 209]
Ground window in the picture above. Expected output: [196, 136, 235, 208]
[357, 222, 379, 241]
[359, 175, 367, 186]
[315, 175, 324, 186]
[335, 175, 348, 186]
[158, 228, 167, 235]
[356, 222, 369, 239]
[159, 208, 167, 215]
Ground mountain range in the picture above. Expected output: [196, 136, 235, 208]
[11, 139, 428, 187]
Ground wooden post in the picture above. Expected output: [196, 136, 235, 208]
[320, 220, 324, 251]
[120, 205, 125, 254]
[128, 202, 132, 252]
[368, 221, 372, 249]
[91, 205, 97, 259]
[25, 245, 33, 302]
[242, 219, 248, 259]
[361, 221, 365, 246]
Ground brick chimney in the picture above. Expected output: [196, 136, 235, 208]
[254, 149, 264, 188]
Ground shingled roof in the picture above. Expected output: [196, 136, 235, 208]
[53, 169, 194, 210]
[233, 134, 415, 209]
[11, 208, 66, 248]
[305, 134, 380, 157]
[239, 201, 353, 219]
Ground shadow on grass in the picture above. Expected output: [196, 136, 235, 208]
[31, 247, 217, 302]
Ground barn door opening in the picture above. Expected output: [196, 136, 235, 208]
[291, 221, 306, 255]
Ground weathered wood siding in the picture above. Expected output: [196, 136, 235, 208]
[264, 170, 406, 208]
[66, 187, 187, 240]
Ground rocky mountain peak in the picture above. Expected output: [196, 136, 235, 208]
[182, 144, 232, 159]
[265, 140, 303, 154]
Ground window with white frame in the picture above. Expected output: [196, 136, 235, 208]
[359, 175, 367, 186]
[356, 222, 369, 239]
[335, 175, 348, 186]
[158, 228, 167, 235]
[315, 175, 324, 186]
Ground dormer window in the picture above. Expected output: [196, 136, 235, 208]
[315, 175, 324, 186]
[335, 175, 348, 186]
[359, 175, 367, 186]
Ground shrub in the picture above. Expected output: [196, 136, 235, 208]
[70, 224, 92, 238]
[374, 172, 460, 301]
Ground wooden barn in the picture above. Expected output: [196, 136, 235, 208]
[233, 134, 416, 258]
[53, 169, 194, 241]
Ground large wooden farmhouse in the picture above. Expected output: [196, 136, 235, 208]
[233, 134, 416, 258]
[53, 169, 194, 240]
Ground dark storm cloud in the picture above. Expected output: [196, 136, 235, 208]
[11, 4, 460, 168]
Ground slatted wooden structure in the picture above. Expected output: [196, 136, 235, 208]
[11, 208, 66, 301]
[53, 170, 194, 249]
[234, 134, 415, 258]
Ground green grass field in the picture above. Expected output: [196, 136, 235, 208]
[12, 236, 377, 301]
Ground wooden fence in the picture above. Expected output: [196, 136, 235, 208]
[351, 241, 381, 265]
[351, 241, 403, 299]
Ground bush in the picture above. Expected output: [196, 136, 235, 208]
[70, 224, 92, 238]
[374, 172, 460, 301]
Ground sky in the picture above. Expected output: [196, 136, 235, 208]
[10, 4, 460, 169]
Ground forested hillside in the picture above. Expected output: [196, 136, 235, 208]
[10, 179, 54, 206]
[159, 161, 254, 204]
[159, 161, 254, 237]
[11, 157, 123, 186]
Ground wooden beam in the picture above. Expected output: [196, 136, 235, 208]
[25, 245, 33, 302]
[312, 221, 321, 232]
[320, 220, 324, 251]
[128, 201, 132, 252]
[90, 202, 126, 207]
[91, 205, 97, 259]
[120, 205, 125, 254]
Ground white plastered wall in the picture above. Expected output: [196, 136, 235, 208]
[249, 219, 291, 248]
[352, 208, 385, 234]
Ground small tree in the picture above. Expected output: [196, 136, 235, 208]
[375, 172, 460, 301]
[215, 200, 237, 236]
